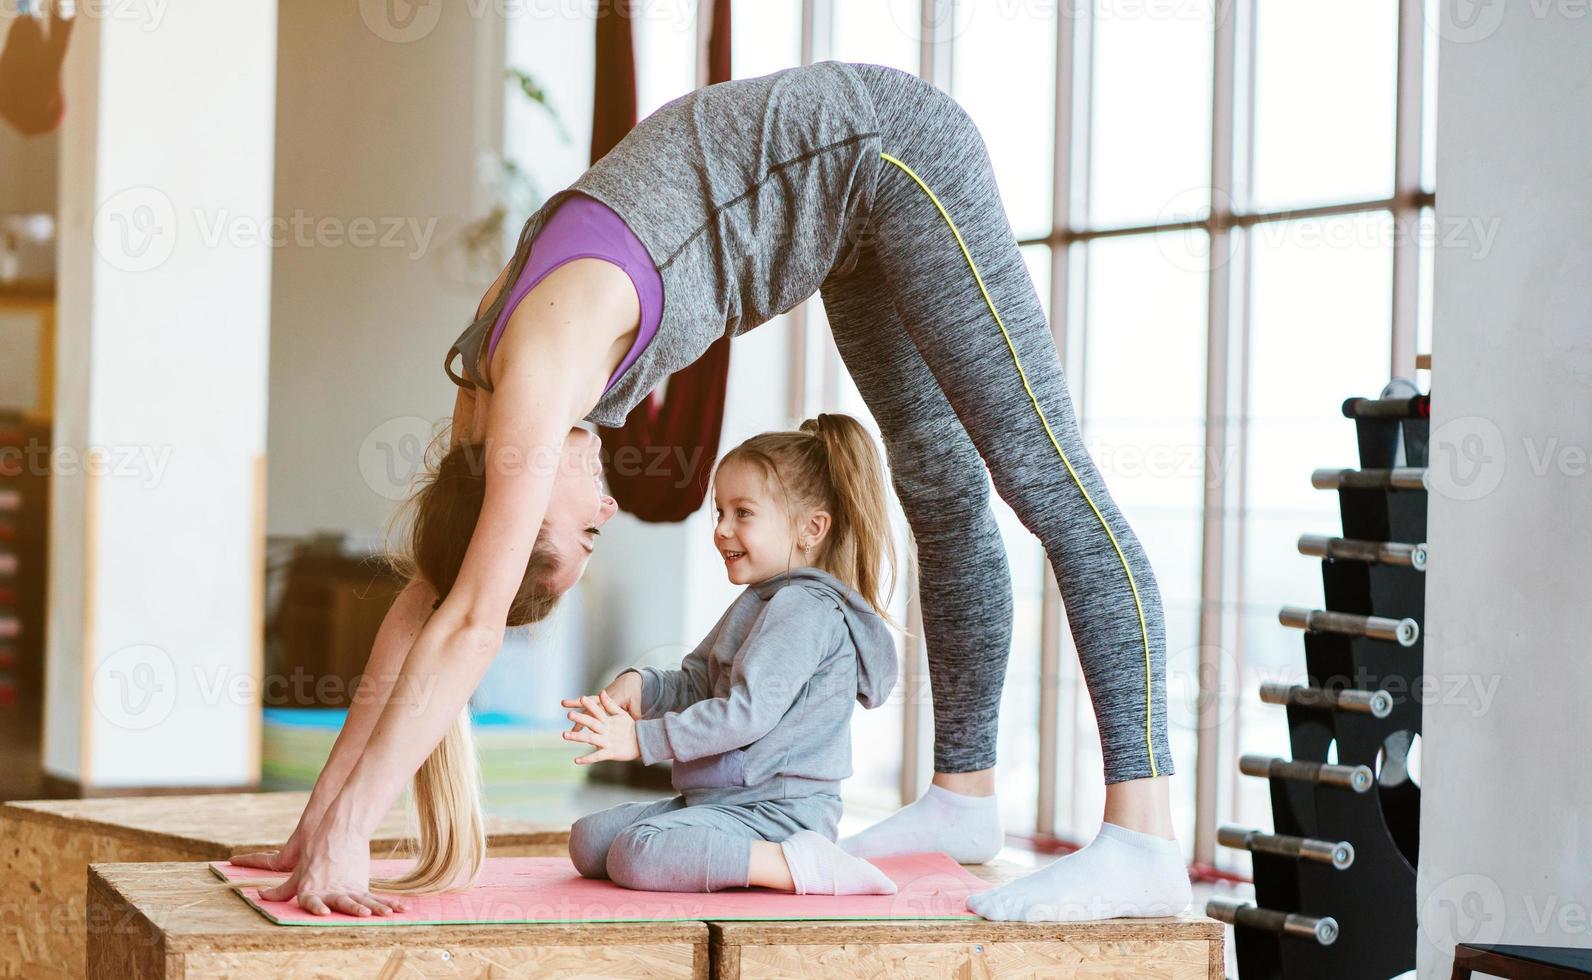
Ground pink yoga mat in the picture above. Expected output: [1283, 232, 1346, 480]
[210, 854, 993, 926]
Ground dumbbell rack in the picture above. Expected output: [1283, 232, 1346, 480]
[1210, 383, 1430, 979]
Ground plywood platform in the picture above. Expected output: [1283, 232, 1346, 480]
[711, 861, 1225, 980]
[79, 852, 1221, 980]
[1, 791, 566, 980]
[86, 862, 708, 980]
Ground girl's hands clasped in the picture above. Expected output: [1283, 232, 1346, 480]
[560, 670, 644, 720]
[563, 690, 641, 764]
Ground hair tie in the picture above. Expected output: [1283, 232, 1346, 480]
[431, 595, 444, 611]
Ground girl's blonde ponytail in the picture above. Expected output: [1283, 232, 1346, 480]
[722, 413, 897, 620]
[801, 414, 897, 617]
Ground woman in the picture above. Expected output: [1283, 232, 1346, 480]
[237, 60, 1189, 922]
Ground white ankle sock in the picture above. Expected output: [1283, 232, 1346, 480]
[838, 784, 1005, 864]
[778, 830, 898, 895]
[966, 821, 1192, 922]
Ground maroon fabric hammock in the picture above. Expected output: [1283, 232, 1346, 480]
[0, 9, 73, 137]
[593, 0, 733, 523]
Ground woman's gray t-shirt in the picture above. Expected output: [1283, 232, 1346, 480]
[444, 60, 884, 427]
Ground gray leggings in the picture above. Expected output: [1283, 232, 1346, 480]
[820, 63, 1172, 782]
[568, 794, 841, 892]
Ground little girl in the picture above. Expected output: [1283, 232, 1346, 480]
[559, 413, 902, 895]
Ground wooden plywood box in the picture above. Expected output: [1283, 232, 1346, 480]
[86, 862, 707, 980]
[711, 862, 1225, 980]
[1, 791, 567, 980]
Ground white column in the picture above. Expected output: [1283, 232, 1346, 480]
[44, 1, 277, 789]
[1418, 1, 1592, 977]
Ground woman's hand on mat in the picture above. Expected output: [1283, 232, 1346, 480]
[229, 826, 305, 872]
[563, 690, 641, 764]
[256, 826, 408, 917]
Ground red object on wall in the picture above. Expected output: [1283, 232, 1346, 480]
[0, 9, 73, 137]
[593, 0, 734, 523]
[589, 0, 639, 167]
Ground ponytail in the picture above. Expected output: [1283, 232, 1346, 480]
[369, 707, 486, 894]
[721, 413, 897, 619]
[801, 414, 897, 617]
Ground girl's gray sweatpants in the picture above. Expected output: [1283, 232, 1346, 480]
[569, 793, 841, 891]
[828, 64, 1174, 782]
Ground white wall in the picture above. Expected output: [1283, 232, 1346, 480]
[45, 1, 276, 787]
[267, 1, 504, 538]
[1418, 2, 1592, 975]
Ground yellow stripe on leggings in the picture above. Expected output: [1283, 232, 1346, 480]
[879, 150, 1159, 778]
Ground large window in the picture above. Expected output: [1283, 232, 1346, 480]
[641, 0, 1435, 867]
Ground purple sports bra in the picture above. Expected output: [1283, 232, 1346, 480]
[485, 192, 663, 395]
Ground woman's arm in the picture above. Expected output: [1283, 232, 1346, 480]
[238, 350, 486, 870]
[232, 574, 439, 871]
[259, 268, 623, 914]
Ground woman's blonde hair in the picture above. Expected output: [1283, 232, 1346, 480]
[719, 413, 897, 617]
[373, 430, 563, 894]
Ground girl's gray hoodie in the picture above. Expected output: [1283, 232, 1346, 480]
[621, 567, 898, 807]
